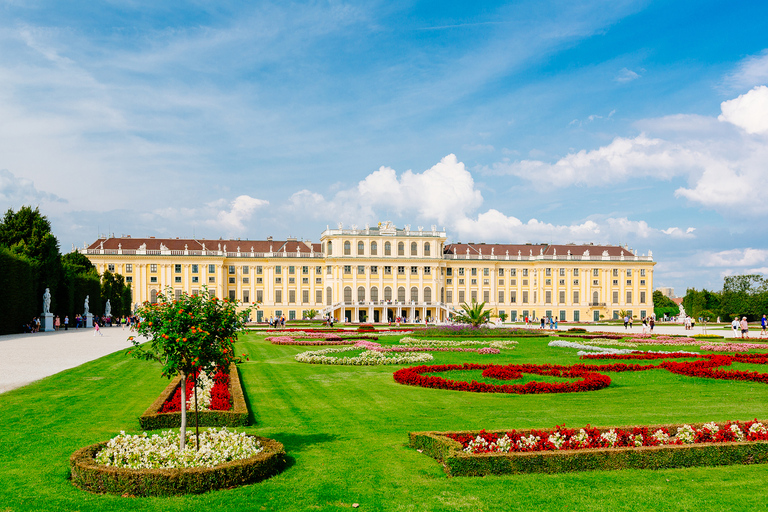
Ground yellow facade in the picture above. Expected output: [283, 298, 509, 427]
[83, 222, 655, 323]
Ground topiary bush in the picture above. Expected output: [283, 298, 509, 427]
[70, 436, 286, 496]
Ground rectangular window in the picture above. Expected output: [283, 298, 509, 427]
[498, 291, 504, 303]
[640, 269, 646, 276]
[358, 265, 365, 275]
[242, 265, 249, 274]
[316, 290, 322, 303]
[559, 268, 565, 276]
[150, 264, 158, 273]
[176, 289, 182, 300]
[302, 290, 309, 303]
[289, 290, 296, 303]
[256, 266, 263, 274]
[302, 266, 308, 274]
[243, 277, 250, 284]
[424, 266, 431, 274]
[229, 290, 236, 300]
[573, 279, 579, 285]
[289, 266, 295, 274]
[289, 310, 296, 320]
[275, 277, 282, 284]
[613, 269, 619, 276]
[344, 265, 352, 274]
[559, 291, 565, 304]
[326, 265, 332, 275]
[522, 269, 528, 277]
[175, 276, 182, 283]
[458, 268, 465, 276]
[107, 263, 115, 272]
[471, 279, 477, 285]
[173, 264, 180, 273]
[483, 268, 489, 276]
[593, 269, 599, 276]
[126, 264, 133, 273]
[243, 290, 249, 303]
[446, 278, 452, 284]
[256, 290, 263, 302]
[288, 277, 295, 284]
[573, 268, 579, 276]
[191, 264, 198, 273]
[458, 290, 465, 303]
[446, 290, 453, 303]
[483, 279, 489, 285]
[511, 279, 516, 286]
[574, 310, 580, 322]
[125, 276, 132, 283]
[446, 268, 453, 276]
[510, 291, 516, 303]
[592, 280, 599, 286]
[640, 291, 646, 303]
[229, 277, 235, 284]
[191, 276, 198, 284]
[208, 276, 215, 283]
[545, 279, 552, 285]
[316, 266, 322, 274]
[229, 265, 235, 274]
[626, 280, 632, 285]
[256, 277, 263, 284]
[208, 264, 215, 273]
[523, 279, 528, 286]
[150, 276, 157, 283]
[471, 291, 478, 301]
[499, 268, 505, 276]
[316, 277, 321, 284]
[559, 279, 565, 286]
[411, 266, 418, 274]
[640, 279, 646, 286]
[613, 291, 619, 303]
[626, 291, 632, 304]
[384, 266, 392, 275]
[560, 310, 566, 321]
[573, 291, 579, 304]
[275, 265, 282, 275]
[627, 269, 632, 277]
[302, 278, 308, 284]
[545, 291, 552, 303]
[613, 279, 619, 285]
[398, 266, 405, 275]
[459, 278, 465, 285]
[483, 290, 489, 302]
[499, 279, 504, 286]
[510, 269, 516, 276]
[545, 268, 551, 276]
[522, 291, 529, 303]
[471, 268, 477, 276]
[371, 266, 378, 274]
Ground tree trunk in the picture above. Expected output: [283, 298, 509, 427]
[180, 372, 187, 452]
[194, 370, 200, 451]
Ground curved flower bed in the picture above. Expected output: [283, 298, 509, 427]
[356, 340, 500, 354]
[295, 346, 434, 365]
[393, 363, 611, 394]
[409, 420, 768, 476]
[267, 331, 379, 345]
[70, 434, 286, 496]
[399, 336, 518, 350]
[700, 343, 768, 352]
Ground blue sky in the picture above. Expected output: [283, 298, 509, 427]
[1, 0, 768, 295]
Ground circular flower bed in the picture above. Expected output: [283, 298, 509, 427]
[393, 363, 611, 394]
[70, 431, 286, 496]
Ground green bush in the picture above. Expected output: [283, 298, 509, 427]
[139, 363, 249, 430]
[0, 248, 36, 334]
[410, 423, 768, 476]
[70, 436, 286, 496]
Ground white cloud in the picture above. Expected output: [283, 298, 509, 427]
[0, 168, 65, 205]
[723, 49, 768, 90]
[209, 195, 269, 233]
[615, 67, 640, 83]
[718, 85, 768, 135]
[700, 248, 768, 267]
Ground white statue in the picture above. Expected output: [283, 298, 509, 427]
[43, 288, 51, 314]
[105, 299, 111, 318]
[84, 295, 90, 316]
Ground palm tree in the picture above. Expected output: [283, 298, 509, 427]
[454, 299, 492, 327]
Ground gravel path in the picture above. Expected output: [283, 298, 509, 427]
[0, 326, 145, 394]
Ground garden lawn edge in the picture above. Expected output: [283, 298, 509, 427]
[139, 363, 249, 430]
[410, 422, 768, 476]
[70, 436, 286, 496]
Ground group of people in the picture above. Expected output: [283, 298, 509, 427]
[731, 315, 768, 339]
[268, 315, 286, 328]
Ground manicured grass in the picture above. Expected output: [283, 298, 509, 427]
[2, 333, 768, 511]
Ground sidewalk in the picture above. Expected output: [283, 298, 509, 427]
[0, 326, 144, 394]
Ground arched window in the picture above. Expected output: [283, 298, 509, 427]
[344, 241, 351, 255]
[326, 286, 332, 306]
[424, 242, 430, 256]
[397, 286, 406, 302]
[327, 241, 332, 255]
[357, 241, 364, 255]
[384, 286, 392, 301]
[411, 242, 417, 255]
[385, 242, 391, 255]
[344, 286, 352, 302]
[150, 289, 158, 304]
[371, 286, 379, 302]
[424, 287, 432, 303]
[357, 286, 365, 302]
[371, 242, 377, 255]
[592, 291, 599, 304]
[398, 242, 404, 256]
[411, 286, 418, 302]
[321, 242, 325, 254]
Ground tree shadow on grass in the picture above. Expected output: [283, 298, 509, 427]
[272, 432, 337, 453]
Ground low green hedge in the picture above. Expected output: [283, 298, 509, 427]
[139, 363, 249, 430]
[410, 423, 768, 476]
[70, 436, 286, 496]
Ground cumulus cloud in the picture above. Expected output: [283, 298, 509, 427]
[700, 248, 768, 267]
[209, 195, 269, 233]
[718, 85, 768, 135]
[0, 168, 65, 205]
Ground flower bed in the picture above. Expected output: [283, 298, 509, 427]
[410, 326, 547, 338]
[267, 331, 378, 345]
[700, 343, 768, 352]
[139, 363, 249, 430]
[70, 433, 286, 496]
[159, 367, 231, 413]
[409, 420, 768, 476]
[393, 363, 611, 394]
[399, 336, 518, 350]
[295, 346, 434, 365]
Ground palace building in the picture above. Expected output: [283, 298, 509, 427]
[82, 221, 655, 323]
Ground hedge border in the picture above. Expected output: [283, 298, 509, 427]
[70, 436, 286, 496]
[139, 363, 249, 430]
[409, 421, 768, 476]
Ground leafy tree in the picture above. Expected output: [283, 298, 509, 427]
[130, 287, 251, 451]
[653, 290, 678, 309]
[453, 299, 492, 327]
[498, 311, 508, 323]
[305, 309, 319, 320]
[62, 250, 96, 275]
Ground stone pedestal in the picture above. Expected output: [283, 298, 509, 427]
[85, 313, 93, 328]
[41, 312, 55, 332]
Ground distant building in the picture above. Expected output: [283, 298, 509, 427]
[82, 221, 656, 323]
[656, 287, 676, 298]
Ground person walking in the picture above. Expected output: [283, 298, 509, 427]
[649, 317, 655, 332]
[761, 315, 767, 338]
[54, 316, 60, 331]
[64, 315, 69, 331]
[740, 317, 749, 339]
[732, 317, 740, 338]
[93, 321, 103, 337]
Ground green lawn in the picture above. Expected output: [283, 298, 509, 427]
[2, 332, 768, 511]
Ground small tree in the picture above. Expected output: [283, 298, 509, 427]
[498, 311, 508, 323]
[129, 287, 251, 451]
[305, 308, 319, 320]
[453, 299, 492, 327]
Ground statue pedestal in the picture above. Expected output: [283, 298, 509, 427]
[85, 313, 93, 328]
[41, 313, 55, 332]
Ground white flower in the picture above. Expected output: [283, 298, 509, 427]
[675, 425, 696, 444]
[600, 429, 618, 448]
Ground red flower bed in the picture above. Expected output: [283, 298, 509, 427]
[393, 363, 611, 394]
[160, 368, 231, 412]
[394, 352, 768, 394]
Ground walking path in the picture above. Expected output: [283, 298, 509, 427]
[0, 322, 757, 395]
[0, 326, 144, 394]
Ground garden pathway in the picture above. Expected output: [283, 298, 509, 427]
[0, 326, 144, 394]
